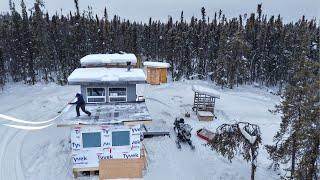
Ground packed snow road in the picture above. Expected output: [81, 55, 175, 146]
[0, 81, 281, 180]
[0, 83, 77, 180]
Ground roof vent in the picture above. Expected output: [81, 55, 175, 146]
[127, 61, 131, 71]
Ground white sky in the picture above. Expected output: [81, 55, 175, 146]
[0, 0, 319, 23]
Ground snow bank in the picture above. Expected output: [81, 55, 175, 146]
[192, 85, 220, 98]
[253, 82, 260, 87]
[80, 53, 137, 66]
[143, 61, 170, 68]
[68, 68, 146, 83]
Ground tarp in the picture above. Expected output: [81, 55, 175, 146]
[196, 128, 215, 142]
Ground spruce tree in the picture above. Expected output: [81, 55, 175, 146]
[209, 122, 262, 180]
[0, 3, 318, 89]
[266, 59, 319, 179]
[0, 48, 5, 89]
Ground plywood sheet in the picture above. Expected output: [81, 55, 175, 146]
[160, 68, 167, 83]
[99, 147, 146, 180]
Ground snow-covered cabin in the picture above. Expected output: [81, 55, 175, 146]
[68, 67, 146, 103]
[143, 61, 170, 85]
[80, 53, 138, 68]
[57, 55, 151, 179]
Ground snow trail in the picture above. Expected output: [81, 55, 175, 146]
[0, 104, 72, 125]
[0, 114, 56, 124]
[3, 123, 53, 130]
[0, 83, 78, 180]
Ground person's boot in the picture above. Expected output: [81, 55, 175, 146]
[88, 112, 91, 117]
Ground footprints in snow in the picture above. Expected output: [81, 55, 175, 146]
[171, 95, 183, 104]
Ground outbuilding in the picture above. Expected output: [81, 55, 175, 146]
[143, 61, 170, 85]
[192, 85, 220, 121]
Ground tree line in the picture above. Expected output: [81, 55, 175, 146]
[0, 1, 318, 89]
[0, 1, 319, 179]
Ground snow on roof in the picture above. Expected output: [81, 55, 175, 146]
[68, 68, 146, 84]
[80, 53, 137, 66]
[192, 85, 220, 98]
[197, 111, 214, 117]
[143, 61, 170, 68]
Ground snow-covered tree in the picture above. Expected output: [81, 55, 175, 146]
[208, 122, 262, 180]
[0, 3, 318, 87]
[0, 48, 5, 89]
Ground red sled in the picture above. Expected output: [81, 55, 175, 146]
[196, 128, 215, 142]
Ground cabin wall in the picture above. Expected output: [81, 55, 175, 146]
[146, 67, 168, 85]
[160, 68, 167, 83]
[80, 84, 137, 103]
[146, 67, 160, 85]
[71, 125, 141, 169]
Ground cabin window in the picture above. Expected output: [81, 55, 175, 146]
[87, 87, 106, 103]
[109, 87, 127, 102]
[112, 131, 130, 146]
[82, 132, 101, 148]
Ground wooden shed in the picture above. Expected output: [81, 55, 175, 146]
[192, 85, 220, 121]
[143, 62, 170, 85]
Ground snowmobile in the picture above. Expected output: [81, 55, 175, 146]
[173, 118, 195, 150]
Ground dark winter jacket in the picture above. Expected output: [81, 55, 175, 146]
[75, 94, 85, 106]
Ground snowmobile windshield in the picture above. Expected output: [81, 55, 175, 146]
[182, 124, 192, 132]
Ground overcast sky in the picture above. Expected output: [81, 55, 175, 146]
[0, 0, 319, 23]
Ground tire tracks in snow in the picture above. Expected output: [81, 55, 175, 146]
[0, 84, 77, 180]
[145, 97, 171, 107]
[0, 128, 26, 180]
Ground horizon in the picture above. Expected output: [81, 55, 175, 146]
[0, 0, 319, 23]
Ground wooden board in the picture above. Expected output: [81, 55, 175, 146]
[99, 147, 147, 180]
[160, 68, 167, 83]
[147, 68, 160, 85]
[197, 111, 214, 121]
[57, 119, 152, 127]
[123, 120, 152, 126]
[146, 67, 168, 85]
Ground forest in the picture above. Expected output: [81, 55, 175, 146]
[0, 0, 318, 89]
[0, 1, 319, 179]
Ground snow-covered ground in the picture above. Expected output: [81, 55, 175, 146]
[0, 80, 281, 180]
